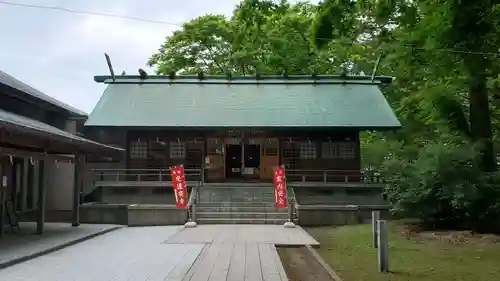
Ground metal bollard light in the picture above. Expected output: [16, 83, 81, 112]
[377, 220, 389, 273]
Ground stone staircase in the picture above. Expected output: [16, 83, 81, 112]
[195, 183, 289, 224]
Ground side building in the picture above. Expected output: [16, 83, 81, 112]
[0, 70, 122, 236]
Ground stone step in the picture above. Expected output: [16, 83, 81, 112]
[197, 202, 278, 207]
[196, 212, 289, 219]
[197, 218, 289, 225]
[196, 206, 288, 213]
[199, 195, 276, 199]
[198, 194, 276, 201]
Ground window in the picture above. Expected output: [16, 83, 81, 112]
[299, 142, 316, 159]
[322, 142, 338, 159]
[265, 147, 278, 156]
[338, 142, 356, 159]
[169, 142, 186, 158]
[129, 140, 148, 159]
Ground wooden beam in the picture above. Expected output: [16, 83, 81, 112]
[1, 130, 78, 155]
[0, 147, 75, 163]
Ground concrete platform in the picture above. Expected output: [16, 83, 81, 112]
[0, 225, 319, 280]
[164, 224, 320, 246]
[0, 222, 121, 269]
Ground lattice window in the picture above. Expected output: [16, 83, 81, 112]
[338, 142, 356, 159]
[265, 147, 278, 156]
[321, 142, 338, 159]
[129, 140, 148, 159]
[283, 148, 298, 158]
[299, 142, 316, 159]
[169, 142, 186, 158]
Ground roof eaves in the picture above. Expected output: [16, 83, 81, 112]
[0, 109, 123, 153]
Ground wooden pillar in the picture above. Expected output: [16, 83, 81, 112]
[0, 159, 5, 237]
[36, 160, 46, 235]
[32, 159, 40, 212]
[20, 157, 29, 212]
[14, 161, 21, 211]
[1, 157, 13, 236]
[72, 154, 84, 227]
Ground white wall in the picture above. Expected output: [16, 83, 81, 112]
[45, 120, 76, 211]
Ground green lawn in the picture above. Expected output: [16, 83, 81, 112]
[307, 223, 500, 281]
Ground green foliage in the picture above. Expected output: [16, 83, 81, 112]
[149, 0, 329, 76]
[381, 137, 500, 232]
[312, 0, 357, 49]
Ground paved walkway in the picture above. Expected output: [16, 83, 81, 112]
[165, 224, 319, 246]
[0, 225, 319, 280]
[0, 222, 121, 269]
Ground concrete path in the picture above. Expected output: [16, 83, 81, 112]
[165, 224, 319, 246]
[0, 222, 121, 269]
[0, 225, 319, 280]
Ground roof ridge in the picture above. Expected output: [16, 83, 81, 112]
[94, 74, 394, 84]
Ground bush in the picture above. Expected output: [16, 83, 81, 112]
[380, 138, 500, 232]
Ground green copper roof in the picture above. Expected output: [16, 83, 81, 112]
[85, 76, 401, 129]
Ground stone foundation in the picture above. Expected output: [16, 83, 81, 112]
[80, 203, 187, 226]
[297, 205, 390, 226]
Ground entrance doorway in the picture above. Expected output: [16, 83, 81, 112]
[225, 144, 242, 178]
[244, 144, 260, 168]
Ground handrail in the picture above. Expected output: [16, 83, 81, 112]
[186, 167, 203, 223]
[286, 169, 384, 184]
[287, 186, 299, 223]
[186, 182, 199, 223]
[91, 168, 203, 182]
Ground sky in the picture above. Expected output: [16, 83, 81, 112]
[0, 0, 246, 114]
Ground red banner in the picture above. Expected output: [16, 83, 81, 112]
[273, 166, 287, 208]
[170, 165, 188, 208]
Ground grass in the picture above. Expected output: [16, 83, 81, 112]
[307, 222, 500, 281]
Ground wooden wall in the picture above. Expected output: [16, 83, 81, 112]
[97, 128, 362, 182]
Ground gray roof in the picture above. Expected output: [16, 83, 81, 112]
[0, 70, 88, 117]
[0, 108, 122, 152]
[85, 76, 401, 129]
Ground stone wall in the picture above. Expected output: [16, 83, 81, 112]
[297, 205, 390, 226]
[98, 186, 177, 205]
[292, 184, 386, 205]
[127, 205, 187, 226]
[80, 203, 187, 226]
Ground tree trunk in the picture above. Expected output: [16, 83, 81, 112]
[467, 58, 496, 171]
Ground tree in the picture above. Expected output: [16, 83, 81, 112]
[313, 0, 500, 171]
[148, 0, 345, 76]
